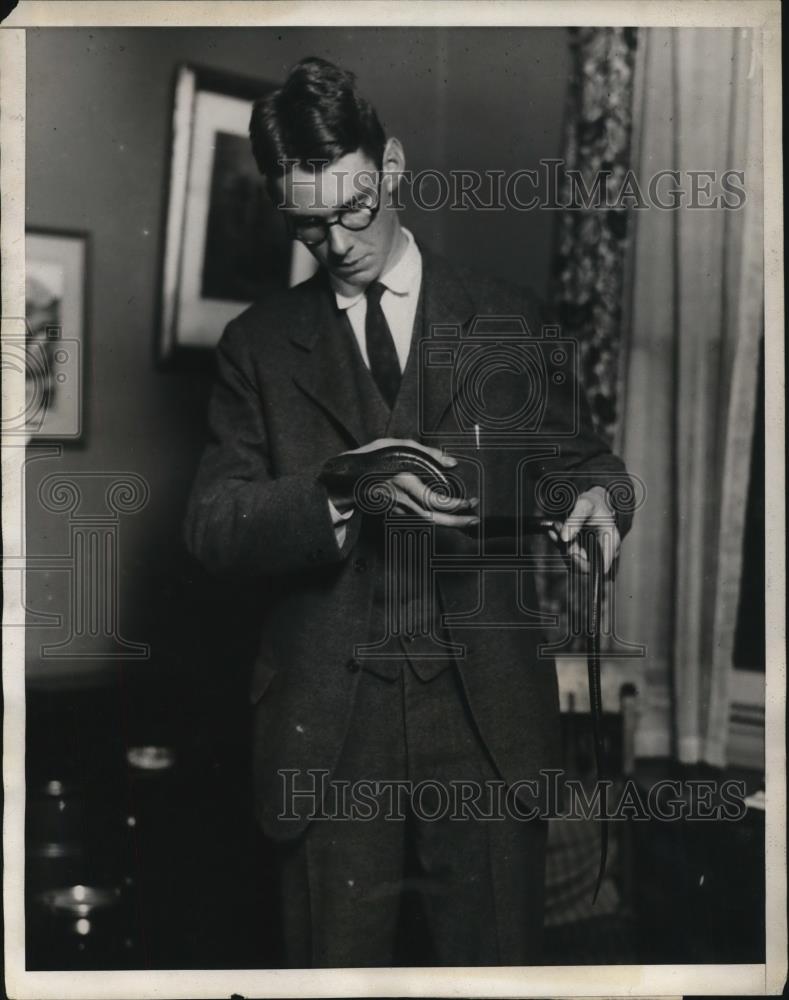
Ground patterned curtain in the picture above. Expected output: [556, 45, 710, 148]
[539, 28, 639, 656]
[551, 27, 638, 446]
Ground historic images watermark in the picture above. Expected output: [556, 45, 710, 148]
[277, 768, 748, 823]
[274, 159, 748, 212]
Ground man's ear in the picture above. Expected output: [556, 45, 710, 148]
[382, 137, 406, 199]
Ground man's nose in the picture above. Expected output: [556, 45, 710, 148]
[328, 224, 353, 257]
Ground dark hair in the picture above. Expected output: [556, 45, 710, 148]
[249, 57, 386, 184]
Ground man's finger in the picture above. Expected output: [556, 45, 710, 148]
[597, 534, 613, 575]
[567, 537, 590, 567]
[394, 472, 475, 512]
[429, 511, 480, 528]
[585, 523, 620, 575]
[600, 525, 621, 574]
[392, 487, 478, 527]
[568, 551, 590, 575]
[561, 496, 595, 543]
[573, 524, 621, 575]
[391, 486, 426, 517]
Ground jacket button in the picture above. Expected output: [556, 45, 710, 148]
[346, 657, 361, 673]
[353, 558, 367, 572]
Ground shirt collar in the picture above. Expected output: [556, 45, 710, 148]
[332, 227, 421, 311]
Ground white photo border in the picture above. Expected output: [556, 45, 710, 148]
[2, 3, 784, 998]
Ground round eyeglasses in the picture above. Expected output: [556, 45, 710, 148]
[286, 176, 383, 247]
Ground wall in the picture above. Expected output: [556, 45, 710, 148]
[25, 27, 571, 690]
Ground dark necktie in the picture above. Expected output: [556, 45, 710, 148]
[365, 281, 401, 408]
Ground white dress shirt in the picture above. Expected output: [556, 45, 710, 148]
[327, 227, 423, 546]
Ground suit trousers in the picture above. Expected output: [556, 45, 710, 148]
[269, 660, 548, 967]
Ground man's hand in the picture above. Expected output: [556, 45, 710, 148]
[337, 438, 479, 529]
[548, 485, 621, 575]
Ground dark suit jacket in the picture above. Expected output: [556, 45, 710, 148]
[184, 246, 631, 838]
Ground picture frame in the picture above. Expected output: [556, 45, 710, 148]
[159, 64, 294, 363]
[24, 228, 88, 441]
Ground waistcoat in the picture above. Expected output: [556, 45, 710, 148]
[326, 290, 456, 682]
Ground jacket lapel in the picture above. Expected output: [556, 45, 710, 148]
[290, 246, 478, 444]
[417, 248, 477, 435]
[290, 273, 371, 448]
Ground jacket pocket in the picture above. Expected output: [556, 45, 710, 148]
[249, 656, 277, 706]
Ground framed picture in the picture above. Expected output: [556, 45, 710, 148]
[159, 64, 295, 362]
[24, 228, 87, 441]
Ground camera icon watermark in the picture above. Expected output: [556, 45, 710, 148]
[1, 317, 82, 439]
[355, 312, 647, 662]
[418, 315, 578, 443]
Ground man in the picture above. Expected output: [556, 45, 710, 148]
[184, 56, 629, 967]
